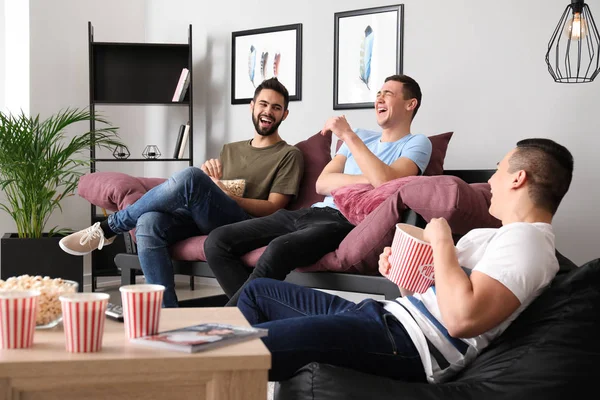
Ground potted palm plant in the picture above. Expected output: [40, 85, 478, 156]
[0, 108, 125, 289]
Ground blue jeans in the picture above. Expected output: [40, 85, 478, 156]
[108, 167, 250, 307]
[238, 278, 426, 382]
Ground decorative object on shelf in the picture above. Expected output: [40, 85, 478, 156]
[333, 5, 404, 110]
[546, 0, 600, 83]
[113, 145, 130, 160]
[142, 145, 161, 159]
[231, 23, 302, 104]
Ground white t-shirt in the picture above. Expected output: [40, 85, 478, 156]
[383, 222, 559, 383]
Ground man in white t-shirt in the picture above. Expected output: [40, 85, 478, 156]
[234, 138, 574, 383]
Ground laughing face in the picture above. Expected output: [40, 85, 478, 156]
[250, 89, 288, 137]
[375, 80, 415, 129]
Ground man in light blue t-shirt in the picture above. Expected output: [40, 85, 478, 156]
[205, 74, 433, 306]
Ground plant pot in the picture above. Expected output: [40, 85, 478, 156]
[0, 233, 83, 291]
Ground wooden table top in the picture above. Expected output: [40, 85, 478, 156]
[0, 308, 271, 376]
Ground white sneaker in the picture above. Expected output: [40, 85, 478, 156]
[59, 222, 116, 256]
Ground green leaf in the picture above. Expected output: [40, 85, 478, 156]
[0, 108, 125, 238]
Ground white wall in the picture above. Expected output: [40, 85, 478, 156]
[10, 0, 600, 267]
[4, 0, 28, 115]
[0, 0, 5, 111]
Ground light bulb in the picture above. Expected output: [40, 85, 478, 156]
[564, 12, 589, 40]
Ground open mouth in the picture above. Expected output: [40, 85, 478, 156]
[377, 107, 388, 115]
[259, 115, 274, 129]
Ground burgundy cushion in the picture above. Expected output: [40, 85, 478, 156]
[288, 131, 332, 210]
[331, 176, 418, 225]
[423, 131, 453, 176]
[298, 190, 407, 274]
[78, 172, 165, 212]
[399, 175, 501, 235]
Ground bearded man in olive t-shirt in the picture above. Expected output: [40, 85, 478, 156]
[59, 78, 304, 307]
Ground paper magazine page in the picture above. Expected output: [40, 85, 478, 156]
[132, 323, 268, 353]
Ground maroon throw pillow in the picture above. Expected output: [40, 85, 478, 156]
[332, 176, 420, 225]
[288, 131, 332, 210]
[423, 131, 453, 176]
[399, 175, 501, 235]
[78, 172, 165, 211]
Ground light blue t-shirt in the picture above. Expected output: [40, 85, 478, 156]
[312, 129, 432, 210]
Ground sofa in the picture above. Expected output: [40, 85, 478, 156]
[274, 253, 600, 399]
[78, 130, 500, 298]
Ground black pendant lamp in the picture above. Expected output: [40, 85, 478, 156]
[546, 0, 600, 83]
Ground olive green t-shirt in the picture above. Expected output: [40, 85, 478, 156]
[220, 139, 304, 200]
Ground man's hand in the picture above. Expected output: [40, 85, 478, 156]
[201, 159, 222, 179]
[378, 247, 393, 278]
[423, 218, 453, 247]
[209, 176, 231, 197]
[320, 116, 354, 141]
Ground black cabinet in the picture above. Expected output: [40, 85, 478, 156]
[87, 22, 193, 289]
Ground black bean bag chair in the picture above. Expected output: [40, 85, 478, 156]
[275, 252, 600, 400]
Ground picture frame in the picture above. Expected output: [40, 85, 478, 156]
[231, 23, 302, 104]
[333, 5, 404, 110]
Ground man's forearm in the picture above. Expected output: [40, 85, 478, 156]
[343, 134, 403, 187]
[432, 239, 475, 333]
[232, 196, 282, 217]
[316, 173, 369, 196]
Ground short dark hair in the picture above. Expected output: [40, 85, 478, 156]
[508, 138, 574, 215]
[253, 78, 290, 111]
[384, 74, 422, 120]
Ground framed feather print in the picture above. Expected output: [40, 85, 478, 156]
[333, 5, 404, 110]
[231, 23, 302, 104]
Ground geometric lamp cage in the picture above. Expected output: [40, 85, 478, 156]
[546, 0, 600, 83]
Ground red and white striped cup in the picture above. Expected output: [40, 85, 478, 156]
[388, 223, 435, 294]
[119, 284, 164, 340]
[0, 290, 40, 349]
[59, 293, 109, 353]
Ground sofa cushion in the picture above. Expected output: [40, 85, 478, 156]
[78, 172, 166, 212]
[399, 175, 501, 235]
[288, 131, 331, 210]
[298, 189, 407, 274]
[331, 176, 417, 226]
[423, 131, 453, 176]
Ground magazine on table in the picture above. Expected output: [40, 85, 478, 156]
[131, 323, 268, 353]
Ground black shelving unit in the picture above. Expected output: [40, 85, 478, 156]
[88, 22, 193, 290]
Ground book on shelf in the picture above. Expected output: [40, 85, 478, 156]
[172, 68, 190, 102]
[131, 323, 268, 353]
[173, 124, 186, 158]
[177, 123, 191, 159]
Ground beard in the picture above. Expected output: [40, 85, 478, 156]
[252, 112, 282, 137]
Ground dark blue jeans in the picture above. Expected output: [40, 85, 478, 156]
[204, 207, 355, 306]
[238, 278, 426, 382]
[108, 167, 250, 307]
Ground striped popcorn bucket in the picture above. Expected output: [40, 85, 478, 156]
[0, 290, 40, 349]
[59, 293, 109, 353]
[388, 223, 435, 294]
[119, 284, 164, 340]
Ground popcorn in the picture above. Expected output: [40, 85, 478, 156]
[221, 179, 246, 197]
[0, 275, 78, 326]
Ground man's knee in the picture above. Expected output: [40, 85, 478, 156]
[204, 225, 233, 255]
[172, 166, 211, 187]
[135, 212, 167, 239]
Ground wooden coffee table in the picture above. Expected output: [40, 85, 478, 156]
[0, 308, 270, 400]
